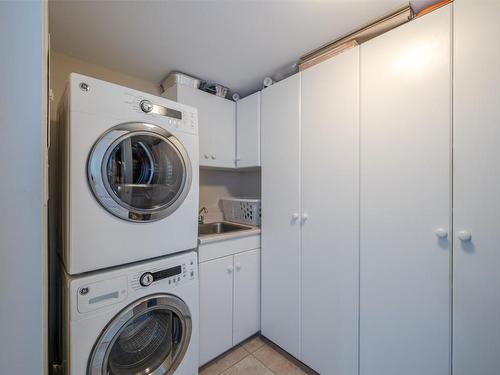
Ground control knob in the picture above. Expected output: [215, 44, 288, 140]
[139, 272, 154, 287]
[140, 100, 154, 113]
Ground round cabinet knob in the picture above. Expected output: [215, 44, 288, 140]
[292, 213, 299, 220]
[236, 156, 241, 161]
[435, 228, 448, 239]
[204, 154, 209, 159]
[227, 265, 234, 273]
[235, 262, 241, 271]
[301, 213, 309, 222]
[140, 99, 153, 113]
[139, 272, 154, 287]
[211, 155, 216, 160]
[457, 230, 472, 242]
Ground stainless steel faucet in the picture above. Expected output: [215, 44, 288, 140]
[198, 207, 208, 224]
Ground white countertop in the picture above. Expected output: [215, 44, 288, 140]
[198, 223, 261, 245]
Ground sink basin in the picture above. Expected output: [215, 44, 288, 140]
[198, 222, 251, 236]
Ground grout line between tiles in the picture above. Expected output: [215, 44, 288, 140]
[216, 350, 250, 375]
[251, 353, 278, 375]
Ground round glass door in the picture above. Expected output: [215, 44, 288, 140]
[88, 123, 192, 222]
[88, 294, 192, 375]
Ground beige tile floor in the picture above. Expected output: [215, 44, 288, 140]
[199, 335, 318, 375]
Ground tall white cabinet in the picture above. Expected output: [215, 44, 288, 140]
[261, 74, 302, 359]
[261, 47, 359, 374]
[453, 1, 500, 374]
[359, 6, 451, 375]
[262, 3, 500, 375]
[301, 47, 359, 375]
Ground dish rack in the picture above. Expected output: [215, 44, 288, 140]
[220, 197, 261, 226]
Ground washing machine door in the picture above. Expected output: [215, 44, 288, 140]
[88, 294, 192, 375]
[88, 122, 192, 222]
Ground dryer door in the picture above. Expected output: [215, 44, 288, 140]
[88, 122, 192, 222]
[88, 294, 192, 375]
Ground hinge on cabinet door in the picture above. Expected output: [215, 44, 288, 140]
[51, 363, 62, 375]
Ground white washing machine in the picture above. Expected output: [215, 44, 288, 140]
[58, 73, 199, 274]
[62, 250, 199, 375]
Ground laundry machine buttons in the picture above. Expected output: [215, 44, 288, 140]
[139, 272, 154, 287]
[140, 99, 153, 113]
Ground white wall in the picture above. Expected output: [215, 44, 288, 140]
[50, 51, 161, 120]
[0, 1, 47, 374]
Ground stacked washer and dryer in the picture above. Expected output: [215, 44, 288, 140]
[57, 74, 200, 374]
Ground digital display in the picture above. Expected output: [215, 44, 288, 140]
[154, 104, 182, 120]
[153, 265, 182, 281]
[164, 108, 182, 120]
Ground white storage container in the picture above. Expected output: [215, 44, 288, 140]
[220, 198, 261, 226]
[161, 71, 201, 91]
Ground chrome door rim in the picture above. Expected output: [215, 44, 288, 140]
[88, 293, 192, 375]
[87, 122, 192, 222]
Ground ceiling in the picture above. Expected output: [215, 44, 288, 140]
[49, 0, 435, 97]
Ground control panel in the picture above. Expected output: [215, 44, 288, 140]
[131, 256, 197, 290]
[77, 276, 128, 313]
[124, 92, 197, 134]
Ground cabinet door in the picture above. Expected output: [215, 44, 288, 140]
[178, 86, 235, 168]
[360, 6, 451, 375]
[233, 249, 261, 344]
[236, 92, 260, 168]
[454, 2, 500, 374]
[301, 46, 359, 375]
[261, 74, 301, 359]
[199, 256, 234, 365]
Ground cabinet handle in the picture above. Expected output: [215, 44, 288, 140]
[235, 262, 241, 271]
[435, 228, 448, 239]
[301, 213, 309, 223]
[204, 154, 209, 159]
[211, 155, 216, 160]
[227, 265, 234, 273]
[292, 213, 299, 220]
[457, 230, 472, 242]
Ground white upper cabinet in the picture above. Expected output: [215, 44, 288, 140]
[360, 6, 451, 375]
[301, 46, 359, 375]
[261, 74, 302, 359]
[163, 84, 236, 168]
[454, 1, 500, 374]
[236, 91, 261, 168]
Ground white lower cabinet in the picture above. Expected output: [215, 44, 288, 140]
[233, 249, 261, 344]
[199, 256, 234, 365]
[199, 239, 261, 366]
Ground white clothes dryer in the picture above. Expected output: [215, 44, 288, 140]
[62, 251, 199, 375]
[58, 73, 199, 274]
